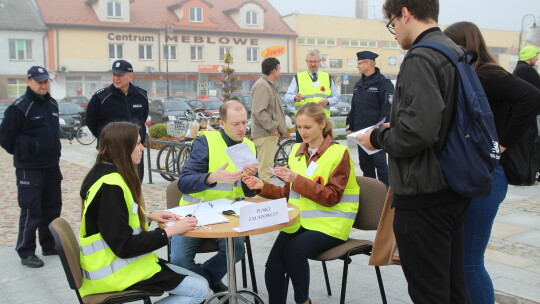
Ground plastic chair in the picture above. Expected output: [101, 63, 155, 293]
[285, 176, 389, 304]
[165, 179, 258, 293]
[49, 217, 163, 304]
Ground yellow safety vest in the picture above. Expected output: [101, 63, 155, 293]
[295, 71, 332, 117]
[79, 173, 160, 298]
[179, 131, 257, 205]
[284, 144, 359, 241]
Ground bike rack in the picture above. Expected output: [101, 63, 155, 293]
[145, 139, 185, 184]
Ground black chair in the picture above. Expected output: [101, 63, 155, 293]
[286, 176, 389, 304]
[49, 217, 163, 304]
[165, 179, 258, 293]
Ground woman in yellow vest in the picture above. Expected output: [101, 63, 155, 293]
[243, 103, 359, 304]
[79, 121, 208, 303]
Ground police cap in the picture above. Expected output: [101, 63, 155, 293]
[356, 51, 379, 61]
[111, 60, 133, 74]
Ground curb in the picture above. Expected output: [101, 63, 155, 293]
[496, 291, 540, 304]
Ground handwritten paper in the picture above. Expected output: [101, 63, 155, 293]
[347, 117, 386, 155]
[224, 142, 259, 171]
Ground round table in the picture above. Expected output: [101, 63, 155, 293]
[182, 197, 299, 304]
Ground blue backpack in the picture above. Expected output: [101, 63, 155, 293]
[408, 41, 500, 198]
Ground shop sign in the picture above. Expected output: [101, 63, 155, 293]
[261, 46, 286, 58]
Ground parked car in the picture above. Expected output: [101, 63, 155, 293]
[330, 100, 351, 117]
[62, 96, 89, 109]
[197, 95, 223, 101]
[187, 99, 222, 117]
[338, 94, 353, 105]
[58, 103, 83, 138]
[236, 95, 252, 117]
[149, 99, 192, 124]
[0, 106, 7, 124]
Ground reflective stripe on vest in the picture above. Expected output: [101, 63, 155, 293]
[179, 131, 256, 205]
[295, 71, 332, 117]
[81, 223, 142, 256]
[82, 253, 152, 281]
[284, 143, 359, 240]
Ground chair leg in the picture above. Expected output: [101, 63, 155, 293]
[321, 261, 332, 296]
[375, 266, 388, 304]
[167, 237, 171, 263]
[339, 258, 350, 304]
[241, 258, 248, 288]
[245, 236, 258, 293]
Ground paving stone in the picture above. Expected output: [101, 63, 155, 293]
[485, 249, 537, 268]
[507, 230, 540, 248]
[493, 277, 540, 304]
[491, 222, 531, 239]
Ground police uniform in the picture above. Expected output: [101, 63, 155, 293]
[0, 66, 62, 266]
[86, 60, 149, 179]
[346, 51, 394, 186]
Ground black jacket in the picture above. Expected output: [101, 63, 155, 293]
[86, 83, 149, 143]
[513, 61, 540, 90]
[0, 87, 61, 168]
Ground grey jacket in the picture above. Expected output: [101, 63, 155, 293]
[372, 29, 462, 196]
[250, 74, 287, 139]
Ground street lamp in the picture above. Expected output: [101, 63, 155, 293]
[519, 14, 537, 54]
[161, 20, 172, 98]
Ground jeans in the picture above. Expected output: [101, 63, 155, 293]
[464, 165, 508, 303]
[169, 235, 245, 285]
[155, 263, 209, 304]
[265, 229, 344, 304]
[357, 146, 389, 186]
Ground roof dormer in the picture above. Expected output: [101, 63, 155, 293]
[167, 0, 218, 27]
[86, 0, 133, 23]
[224, 1, 266, 30]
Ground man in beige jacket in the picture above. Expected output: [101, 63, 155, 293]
[250, 57, 287, 181]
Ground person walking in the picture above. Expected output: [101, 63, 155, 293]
[250, 57, 288, 181]
[78, 121, 208, 303]
[445, 21, 540, 304]
[513, 45, 540, 89]
[346, 51, 394, 186]
[356, 1, 471, 302]
[86, 59, 149, 180]
[0, 66, 62, 268]
[169, 100, 259, 294]
[284, 49, 339, 142]
[243, 103, 359, 304]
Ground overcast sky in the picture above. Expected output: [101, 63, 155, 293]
[268, 0, 540, 32]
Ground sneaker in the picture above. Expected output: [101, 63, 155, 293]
[210, 281, 228, 293]
[21, 255, 44, 268]
[42, 248, 58, 256]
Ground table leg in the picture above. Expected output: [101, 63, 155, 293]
[206, 237, 265, 304]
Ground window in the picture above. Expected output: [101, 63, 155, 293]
[108, 43, 123, 59]
[246, 10, 257, 25]
[106, 1, 121, 17]
[8, 39, 33, 60]
[247, 47, 258, 62]
[382, 41, 400, 49]
[330, 59, 343, 68]
[164, 45, 177, 60]
[7, 78, 26, 98]
[139, 44, 152, 60]
[189, 6, 203, 22]
[342, 39, 377, 48]
[219, 47, 232, 61]
[297, 37, 336, 47]
[191, 46, 203, 61]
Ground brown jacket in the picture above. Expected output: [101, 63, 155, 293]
[250, 74, 287, 139]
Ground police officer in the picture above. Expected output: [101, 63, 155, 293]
[0, 66, 62, 268]
[86, 60, 149, 180]
[346, 51, 394, 186]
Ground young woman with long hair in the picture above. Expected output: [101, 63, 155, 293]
[78, 121, 209, 303]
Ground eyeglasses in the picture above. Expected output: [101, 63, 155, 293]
[386, 12, 402, 35]
[306, 60, 321, 64]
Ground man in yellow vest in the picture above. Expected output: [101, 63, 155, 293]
[170, 100, 258, 294]
[284, 48, 339, 142]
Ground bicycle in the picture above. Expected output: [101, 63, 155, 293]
[273, 136, 296, 168]
[75, 112, 96, 145]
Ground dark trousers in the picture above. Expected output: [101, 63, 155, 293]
[265, 228, 344, 304]
[295, 129, 303, 143]
[358, 146, 389, 186]
[138, 151, 145, 181]
[15, 166, 62, 259]
[393, 198, 470, 304]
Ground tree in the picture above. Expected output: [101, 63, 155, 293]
[221, 50, 237, 100]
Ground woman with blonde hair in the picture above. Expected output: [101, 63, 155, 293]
[243, 102, 359, 304]
[444, 21, 540, 303]
[78, 121, 208, 303]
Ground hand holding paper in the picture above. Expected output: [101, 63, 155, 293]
[164, 217, 198, 237]
[347, 117, 386, 155]
[242, 175, 264, 190]
[225, 142, 259, 171]
[208, 163, 245, 184]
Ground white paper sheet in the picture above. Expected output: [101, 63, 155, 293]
[224, 142, 259, 171]
[347, 117, 386, 155]
[166, 198, 256, 226]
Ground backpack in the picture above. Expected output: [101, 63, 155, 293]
[499, 121, 540, 185]
[408, 41, 500, 198]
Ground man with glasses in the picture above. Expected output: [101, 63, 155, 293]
[346, 51, 393, 186]
[284, 49, 339, 142]
[356, 1, 470, 303]
[0, 66, 62, 268]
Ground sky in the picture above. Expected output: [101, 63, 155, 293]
[268, 0, 540, 32]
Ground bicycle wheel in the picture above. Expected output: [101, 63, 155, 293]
[156, 145, 176, 181]
[274, 139, 296, 168]
[76, 126, 96, 145]
[175, 144, 192, 175]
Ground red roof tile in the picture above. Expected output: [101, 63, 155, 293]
[35, 0, 296, 37]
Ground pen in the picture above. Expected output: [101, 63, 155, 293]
[230, 197, 245, 205]
[186, 196, 204, 218]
